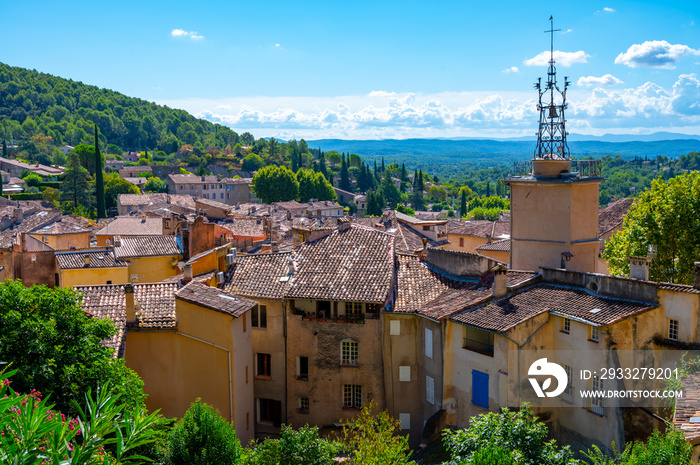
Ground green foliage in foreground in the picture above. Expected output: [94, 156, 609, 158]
[0, 370, 161, 464]
[584, 429, 691, 465]
[244, 424, 341, 465]
[167, 398, 242, 465]
[0, 280, 146, 417]
[443, 404, 578, 465]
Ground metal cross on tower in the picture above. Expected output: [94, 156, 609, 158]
[533, 16, 571, 160]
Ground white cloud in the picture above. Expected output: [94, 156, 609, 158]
[562, 29, 573, 34]
[577, 74, 623, 87]
[275, 43, 281, 48]
[171, 29, 204, 40]
[524, 50, 590, 67]
[503, 66, 520, 74]
[602, 7, 615, 13]
[157, 75, 700, 139]
[615, 40, 700, 68]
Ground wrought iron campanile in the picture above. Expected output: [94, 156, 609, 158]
[534, 16, 571, 160]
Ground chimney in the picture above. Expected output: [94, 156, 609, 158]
[83, 255, 91, 267]
[13, 208, 22, 223]
[125, 283, 136, 323]
[493, 265, 508, 299]
[694, 262, 700, 290]
[182, 264, 193, 284]
[629, 257, 650, 281]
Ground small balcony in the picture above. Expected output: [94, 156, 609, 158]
[463, 337, 494, 357]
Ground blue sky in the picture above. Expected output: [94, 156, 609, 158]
[3, 0, 699, 139]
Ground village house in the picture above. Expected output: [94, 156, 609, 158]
[95, 215, 167, 246]
[446, 219, 510, 255]
[167, 174, 258, 205]
[28, 217, 91, 251]
[395, 211, 449, 248]
[0, 156, 63, 180]
[56, 249, 129, 287]
[112, 235, 183, 283]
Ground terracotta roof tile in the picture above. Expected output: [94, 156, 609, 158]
[95, 216, 163, 236]
[221, 218, 265, 238]
[56, 250, 129, 269]
[223, 252, 292, 300]
[113, 235, 182, 258]
[176, 281, 255, 317]
[674, 372, 700, 441]
[118, 193, 168, 206]
[452, 284, 656, 332]
[599, 197, 634, 236]
[658, 282, 700, 295]
[30, 218, 90, 235]
[76, 282, 180, 353]
[286, 224, 395, 303]
[476, 238, 511, 252]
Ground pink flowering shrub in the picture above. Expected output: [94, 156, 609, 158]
[0, 369, 160, 464]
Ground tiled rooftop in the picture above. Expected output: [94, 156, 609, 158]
[176, 281, 255, 318]
[113, 235, 182, 258]
[30, 218, 90, 235]
[195, 197, 233, 210]
[286, 224, 395, 303]
[76, 282, 180, 353]
[598, 197, 634, 236]
[56, 250, 129, 269]
[221, 219, 265, 238]
[223, 252, 292, 300]
[118, 193, 168, 206]
[476, 238, 511, 252]
[95, 216, 163, 236]
[452, 283, 656, 332]
[658, 282, 700, 295]
[674, 371, 700, 441]
[448, 220, 510, 239]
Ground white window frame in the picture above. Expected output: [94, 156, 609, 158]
[425, 328, 433, 359]
[343, 384, 362, 409]
[390, 320, 401, 336]
[399, 366, 411, 382]
[591, 376, 604, 415]
[562, 317, 570, 333]
[341, 339, 358, 366]
[590, 325, 599, 342]
[426, 376, 435, 405]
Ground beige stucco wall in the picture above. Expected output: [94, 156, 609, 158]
[251, 299, 287, 437]
[445, 234, 487, 254]
[124, 299, 254, 445]
[29, 232, 90, 251]
[477, 249, 510, 264]
[285, 300, 385, 430]
[59, 266, 130, 287]
[127, 255, 182, 283]
[509, 180, 600, 273]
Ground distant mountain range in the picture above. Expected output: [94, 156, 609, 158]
[306, 135, 700, 168]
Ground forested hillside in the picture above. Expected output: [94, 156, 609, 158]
[0, 62, 244, 154]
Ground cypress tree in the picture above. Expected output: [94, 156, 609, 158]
[460, 189, 467, 219]
[319, 152, 328, 179]
[340, 154, 351, 191]
[94, 124, 106, 218]
[486, 182, 490, 198]
[0, 140, 5, 196]
[291, 147, 298, 172]
[418, 170, 424, 191]
[381, 157, 385, 172]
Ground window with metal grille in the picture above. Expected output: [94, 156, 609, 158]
[341, 340, 358, 366]
[669, 319, 679, 340]
[256, 353, 271, 378]
[343, 384, 362, 409]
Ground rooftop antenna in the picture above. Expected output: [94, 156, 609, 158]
[534, 16, 571, 160]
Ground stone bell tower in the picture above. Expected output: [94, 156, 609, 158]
[504, 17, 603, 273]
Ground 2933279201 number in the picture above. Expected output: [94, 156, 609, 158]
[598, 367, 678, 380]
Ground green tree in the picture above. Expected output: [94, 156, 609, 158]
[144, 176, 168, 193]
[167, 399, 242, 465]
[584, 429, 691, 465]
[442, 404, 577, 465]
[60, 152, 94, 212]
[242, 153, 264, 171]
[460, 189, 468, 218]
[602, 172, 700, 284]
[381, 170, 401, 209]
[22, 172, 43, 187]
[319, 151, 328, 179]
[0, 139, 4, 196]
[340, 154, 352, 191]
[252, 165, 300, 204]
[94, 124, 106, 218]
[341, 401, 415, 465]
[297, 168, 336, 202]
[245, 425, 340, 465]
[0, 281, 146, 417]
[105, 173, 140, 209]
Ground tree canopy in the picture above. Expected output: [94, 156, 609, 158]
[0, 280, 146, 416]
[251, 165, 299, 204]
[297, 168, 336, 203]
[602, 171, 700, 284]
